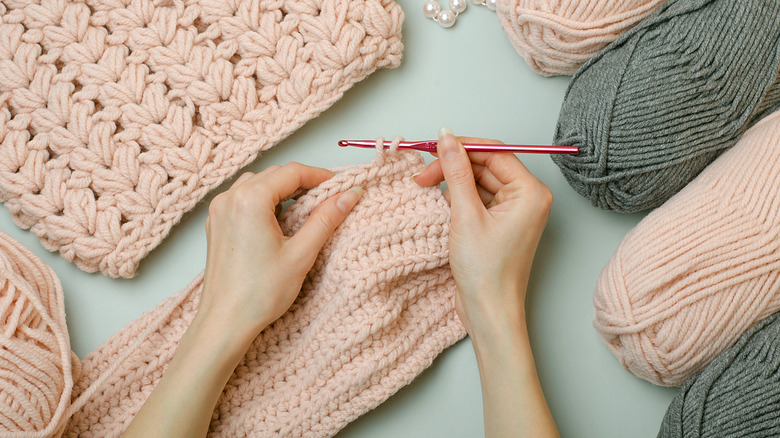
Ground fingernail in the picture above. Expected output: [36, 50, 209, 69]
[438, 126, 453, 139]
[437, 127, 459, 161]
[336, 186, 363, 212]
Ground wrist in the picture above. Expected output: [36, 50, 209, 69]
[188, 309, 266, 357]
[467, 306, 527, 348]
[458, 281, 527, 343]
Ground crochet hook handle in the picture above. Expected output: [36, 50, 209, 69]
[338, 140, 578, 155]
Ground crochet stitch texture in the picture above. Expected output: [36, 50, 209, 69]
[0, 0, 404, 278]
[0, 148, 466, 437]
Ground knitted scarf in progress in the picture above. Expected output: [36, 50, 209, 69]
[0, 0, 404, 278]
[0, 149, 467, 437]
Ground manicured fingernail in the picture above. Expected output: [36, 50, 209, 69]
[336, 186, 363, 212]
[438, 126, 453, 139]
[437, 127, 459, 161]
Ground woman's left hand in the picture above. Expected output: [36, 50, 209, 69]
[124, 162, 362, 438]
[199, 162, 364, 338]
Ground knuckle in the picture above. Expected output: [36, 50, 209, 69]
[447, 164, 473, 186]
[284, 161, 305, 173]
[315, 210, 339, 233]
[226, 186, 264, 215]
[529, 182, 553, 217]
[208, 193, 225, 216]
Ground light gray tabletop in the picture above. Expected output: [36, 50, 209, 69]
[0, 1, 678, 436]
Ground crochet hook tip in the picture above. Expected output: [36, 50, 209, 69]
[338, 140, 349, 147]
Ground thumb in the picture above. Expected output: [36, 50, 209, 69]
[288, 186, 363, 259]
[437, 127, 483, 216]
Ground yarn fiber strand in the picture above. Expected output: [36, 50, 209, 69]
[658, 312, 780, 438]
[552, 0, 780, 212]
[594, 111, 780, 386]
[0, 0, 404, 278]
[0, 230, 76, 438]
[0, 149, 466, 437]
[496, 0, 667, 76]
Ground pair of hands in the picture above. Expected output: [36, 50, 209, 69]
[125, 129, 557, 438]
[197, 129, 552, 341]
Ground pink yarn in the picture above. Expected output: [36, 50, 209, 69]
[0, 149, 466, 437]
[0, 0, 404, 278]
[0, 230, 76, 437]
[496, 0, 666, 76]
[594, 111, 780, 387]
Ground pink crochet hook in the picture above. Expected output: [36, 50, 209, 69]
[338, 140, 578, 155]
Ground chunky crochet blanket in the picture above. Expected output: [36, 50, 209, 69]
[0, 148, 466, 437]
[0, 0, 404, 278]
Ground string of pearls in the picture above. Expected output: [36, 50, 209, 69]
[423, 0, 496, 28]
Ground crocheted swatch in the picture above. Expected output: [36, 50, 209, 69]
[0, 0, 404, 278]
[551, 0, 780, 212]
[0, 149, 466, 437]
[496, 0, 666, 76]
[594, 111, 780, 387]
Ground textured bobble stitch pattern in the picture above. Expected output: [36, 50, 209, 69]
[0, 0, 404, 278]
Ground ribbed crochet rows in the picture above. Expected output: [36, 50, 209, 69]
[496, 0, 667, 76]
[594, 111, 780, 387]
[0, 149, 466, 437]
[0, 0, 404, 278]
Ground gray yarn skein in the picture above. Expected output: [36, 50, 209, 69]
[658, 312, 780, 438]
[552, 0, 780, 213]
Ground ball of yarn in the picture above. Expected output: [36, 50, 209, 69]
[0, 231, 76, 437]
[594, 111, 780, 387]
[659, 312, 780, 437]
[496, 0, 666, 76]
[551, 0, 780, 213]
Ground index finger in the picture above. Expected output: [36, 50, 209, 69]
[244, 162, 334, 207]
[457, 136, 535, 185]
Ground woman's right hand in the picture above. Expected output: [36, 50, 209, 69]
[413, 129, 553, 338]
[413, 127, 558, 438]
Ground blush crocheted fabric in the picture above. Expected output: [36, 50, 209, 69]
[0, 0, 404, 278]
[0, 149, 466, 437]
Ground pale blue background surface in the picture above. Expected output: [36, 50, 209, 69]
[0, 1, 677, 436]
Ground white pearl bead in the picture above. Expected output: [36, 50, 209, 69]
[485, 0, 497, 10]
[437, 9, 456, 28]
[449, 0, 467, 14]
[423, 0, 441, 19]
[470, 0, 484, 5]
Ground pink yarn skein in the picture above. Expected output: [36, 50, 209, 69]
[0, 149, 466, 437]
[496, 0, 666, 76]
[0, 230, 75, 438]
[594, 111, 780, 387]
[0, 0, 403, 278]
